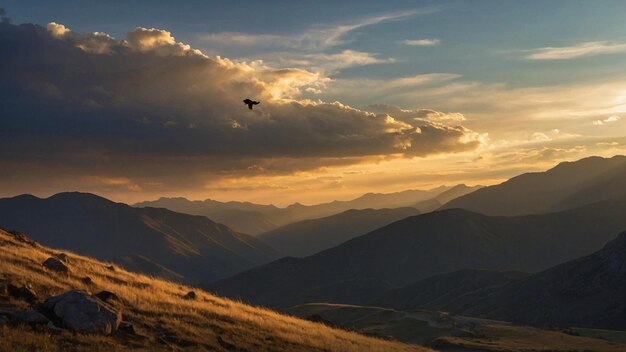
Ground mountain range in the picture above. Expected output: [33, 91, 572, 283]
[208, 197, 626, 307]
[0, 192, 279, 283]
[135, 184, 479, 235]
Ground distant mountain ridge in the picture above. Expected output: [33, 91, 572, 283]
[208, 197, 626, 307]
[0, 192, 279, 283]
[442, 155, 626, 216]
[136, 184, 480, 235]
[258, 207, 421, 257]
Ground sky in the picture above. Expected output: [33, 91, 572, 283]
[1, 1, 626, 206]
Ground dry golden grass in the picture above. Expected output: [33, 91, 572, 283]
[0, 229, 432, 352]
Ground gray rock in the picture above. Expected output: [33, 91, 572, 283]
[44, 290, 122, 335]
[43, 257, 70, 276]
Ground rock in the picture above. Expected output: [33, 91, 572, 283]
[0, 309, 50, 325]
[183, 291, 197, 300]
[44, 290, 122, 335]
[43, 257, 70, 276]
[55, 253, 70, 264]
[306, 314, 335, 327]
[81, 277, 94, 285]
[7, 284, 37, 303]
[106, 265, 116, 272]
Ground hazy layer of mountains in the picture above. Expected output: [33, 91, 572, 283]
[0, 192, 278, 283]
[376, 231, 626, 330]
[208, 197, 626, 307]
[443, 155, 626, 216]
[258, 207, 420, 257]
[135, 184, 480, 235]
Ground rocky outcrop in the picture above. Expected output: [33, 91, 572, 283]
[44, 290, 122, 335]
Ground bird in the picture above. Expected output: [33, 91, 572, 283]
[243, 98, 260, 110]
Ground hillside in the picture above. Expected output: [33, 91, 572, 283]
[135, 186, 457, 235]
[0, 192, 279, 283]
[372, 270, 527, 312]
[0, 228, 429, 352]
[442, 155, 626, 216]
[374, 231, 626, 330]
[258, 208, 420, 257]
[460, 231, 626, 329]
[208, 197, 626, 307]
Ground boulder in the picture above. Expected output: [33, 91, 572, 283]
[44, 290, 122, 335]
[7, 284, 37, 303]
[43, 257, 70, 276]
[81, 276, 94, 285]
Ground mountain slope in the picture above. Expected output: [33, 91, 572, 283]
[208, 197, 626, 307]
[258, 208, 420, 257]
[372, 269, 528, 312]
[442, 155, 626, 216]
[0, 192, 279, 283]
[461, 231, 626, 329]
[0, 228, 428, 352]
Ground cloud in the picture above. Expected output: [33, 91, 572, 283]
[525, 41, 626, 60]
[199, 10, 426, 51]
[400, 38, 440, 46]
[0, 22, 481, 196]
[272, 49, 395, 73]
[593, 115, 621, 126]
[365, 104, 466, 124]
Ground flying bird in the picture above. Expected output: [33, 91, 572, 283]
[243, 99, 260, 110]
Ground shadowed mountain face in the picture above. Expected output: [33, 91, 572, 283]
[376, 232, 626, 330]
[134, 185, 466, 235]
[442, 155, 626, 216]
[258, 207, 420, 257]
[207, 197, 626, 307]
[0, 192, 279, 283]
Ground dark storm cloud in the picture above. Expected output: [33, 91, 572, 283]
[0, 21, 482, 191]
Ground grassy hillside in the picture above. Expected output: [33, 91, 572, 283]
[0, 228, 430, 352]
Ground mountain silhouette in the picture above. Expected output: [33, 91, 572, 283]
[0, 192, 279, 283]
[442, 155, 626, 215]
[135, 185, 467, 235]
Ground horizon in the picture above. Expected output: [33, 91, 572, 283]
[2, 1, 626, 206]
